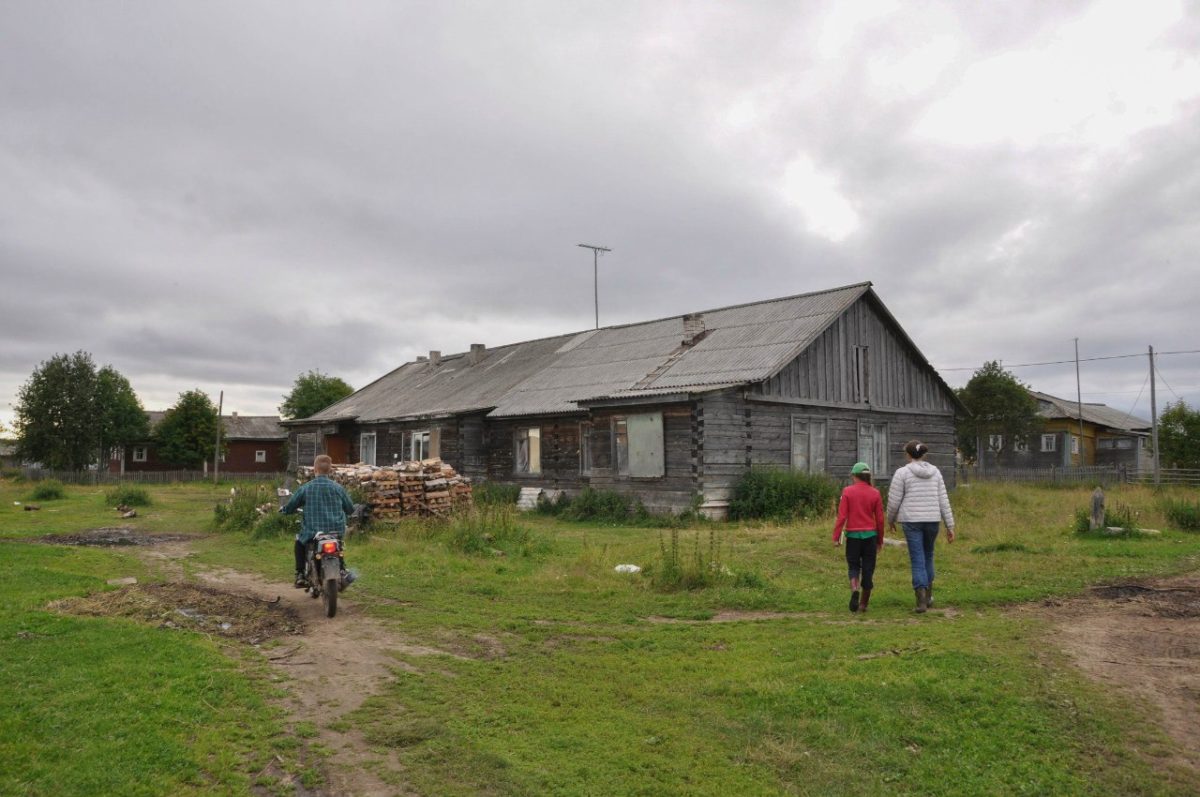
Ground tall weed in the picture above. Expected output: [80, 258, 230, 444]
[1160, 496, 1200, 531]
[474, 482, 521, 507]
[105, 485, 152, 507]
[446, 506, 535, 556]
[729, 467, 839, 522]
[28, 480, 65, 501]
[646, 528, 767, 592]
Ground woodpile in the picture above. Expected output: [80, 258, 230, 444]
[298, 458, 472, 520]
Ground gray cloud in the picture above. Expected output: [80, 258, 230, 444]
[2, 0, 1198, 427]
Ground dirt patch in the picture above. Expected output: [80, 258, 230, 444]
[1042, 573, 1200, 774]
[51, 582, 303, 643]
[646, 610, 816, 624]
[35, 527, 195, 546]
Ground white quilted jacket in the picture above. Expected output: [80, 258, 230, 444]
[886, 461, 955, 528]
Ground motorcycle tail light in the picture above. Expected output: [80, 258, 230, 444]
[321, 541, 339, 555]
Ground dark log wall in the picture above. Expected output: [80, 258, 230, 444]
[483, 417, 584, 488]
[753, 295, 956, 413]
[585, 404, 698, 513]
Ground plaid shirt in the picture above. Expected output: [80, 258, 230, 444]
[282, 475, 354, 543]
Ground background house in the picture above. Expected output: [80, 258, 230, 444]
[0, 439, 18, 469]
[980, 390, 1151, 470]
[110, 412, 287, 474]
[285, 282, 964, 517]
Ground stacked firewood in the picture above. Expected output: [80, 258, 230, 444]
[297, 458, 472, 519]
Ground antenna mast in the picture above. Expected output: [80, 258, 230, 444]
[577, 244, 611, 329]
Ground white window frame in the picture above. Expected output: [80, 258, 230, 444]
[857, 421, 890, 477]
[132, 446, 148, 463]
[1071, 435, 1080, 455]
[514, 427, 542, 475]
[612, 412, 665, 478]
[988, 434, 1004, 451]
[360, 432, 377, 466]
[255, 449, 267, 463]
[790, 416, 828, 474]
[579, 421, 593, 476]
[1041, 434, 1057, 453]
[410, 430, 431, 461]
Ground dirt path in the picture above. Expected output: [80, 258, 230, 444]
[1038, 572, 1200, 775]
[129, 536, 454, 797]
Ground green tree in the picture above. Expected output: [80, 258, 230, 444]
[279, 370, 354, 420]
[955, 361, 1042, 461]
[1158, 401, 1200, 469]
[13, 352, 146, 471]
[155, 390, 221, 469]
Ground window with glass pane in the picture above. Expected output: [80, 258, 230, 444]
[790, 417, 827, 473]
[1041, 434, 1057, 452]
[857, 422, 889, 476]
[255, 450, 267, 463]
[515, 427, 541, 474]
[613, 419, 629, 475]
[360, 432, 377, 466]
[580, 422, 592, 475]
[410, 430, 430, 461]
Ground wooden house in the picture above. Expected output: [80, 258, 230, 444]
[110, 412, 287, 474]
[980, 391, 1151, 469]
[283, 282, 964, 517]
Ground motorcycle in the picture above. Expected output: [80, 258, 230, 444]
[304, 531, 347, 618]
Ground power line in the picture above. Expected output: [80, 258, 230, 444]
[938, 348, 1200, 372]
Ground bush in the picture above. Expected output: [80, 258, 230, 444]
[1161, 497, 1200, 531]
[474, 482, 521, 507]
[28, 480, 65, 501]
[105, 485, 152, 507]
[561, 488, 632, 522]
[729, 467, 840, 522]
[252, 511, 300, 539]
[214, 486, 271, 532]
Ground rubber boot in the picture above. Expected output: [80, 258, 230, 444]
[859, 589, 871, 613]
[915, 587, 929, 614]
[849, 590, 861, 613]
[927, 586, 934, 608]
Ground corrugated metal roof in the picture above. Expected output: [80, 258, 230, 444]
[224, 415, 287, 440]
[295, 282, 877, 422]
[1030, 390, 1151, 432]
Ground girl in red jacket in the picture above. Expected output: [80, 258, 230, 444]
[832, 462, 885, 613]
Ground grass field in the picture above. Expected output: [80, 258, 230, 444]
[3, 477, 1199, 795]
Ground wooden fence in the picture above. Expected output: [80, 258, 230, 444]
[959, 465, 1200, 487]
[17, 467, 284, 485]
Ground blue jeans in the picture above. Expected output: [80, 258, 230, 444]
[902, 522, 940, 590]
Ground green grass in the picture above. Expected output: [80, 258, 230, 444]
[3, 478, 1199, 795]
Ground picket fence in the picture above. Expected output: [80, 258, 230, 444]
[959, 465, 1200, 487]
[17, 467, 284, 485]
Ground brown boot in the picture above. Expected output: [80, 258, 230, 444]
[859, 589, 871, 613]
[915, 587, 928, 613]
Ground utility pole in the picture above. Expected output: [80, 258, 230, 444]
[1074, 338, 1084, 466]
[213, 390, 223, 485]
[577, 244, 611, 329]
[1149, 346, 1160, 486]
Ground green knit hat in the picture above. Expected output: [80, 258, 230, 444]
[850, 462, 871, 475]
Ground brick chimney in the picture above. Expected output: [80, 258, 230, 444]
[468, 343, 486, 365]
[682, 313, 706, 346]
[429, 350, 441, 366]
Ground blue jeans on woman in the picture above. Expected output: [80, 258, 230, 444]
[902, 521, 940, 590]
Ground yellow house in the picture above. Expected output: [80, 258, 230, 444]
[1028, 391, 1151, 468]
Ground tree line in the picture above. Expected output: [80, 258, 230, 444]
[8, 353, 353, 471]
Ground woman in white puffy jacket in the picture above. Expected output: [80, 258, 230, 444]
[885, 440, 956, 613]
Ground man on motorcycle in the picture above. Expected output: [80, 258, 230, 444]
[280, 454, 354, 588]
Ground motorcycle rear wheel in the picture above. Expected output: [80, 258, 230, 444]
[323, 577, 338, 617]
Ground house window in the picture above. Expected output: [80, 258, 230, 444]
[852, 346, 870, 403]
[255, 450, 267, 463]
[612, 412, 664, 478]
[514, 427, 541, 475]
[297, 433, 317, 465]
[857, 422, 889, 476]
[409, 429, 439, 461]
[1041, 434, 1057, 453]
[1013, 438, 1029, 453]
[790, 417, 828, 473]
[1071, 435, 1080, 455]
[580, 422, 593, 476]
[988, 434, 1003, 451]
[360, 432, 377, 466]
[133, 446, 147, 463]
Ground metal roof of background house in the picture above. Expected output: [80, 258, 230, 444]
[1030, 390, 1151, 433]
[295, 282, 950, 424]
[223, 415, 287, 440]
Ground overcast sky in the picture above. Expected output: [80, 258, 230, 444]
[2, 0, 1198, 431]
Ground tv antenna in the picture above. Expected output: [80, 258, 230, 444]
[577, 244, 611, 329]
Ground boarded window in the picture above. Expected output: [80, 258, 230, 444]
[255, 450, 267, 463]
[580, 422, 593, 476]
[613, 412, 664, 478]
[790, 417, 828, 473]
[1041, 434, 1057, 452]
[852, 346, 870, 403]
[514, 427, 541, 475]
[296, 434, 316, 465]
[360, 432, 377, 466]
[857, 422, 889, 476]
